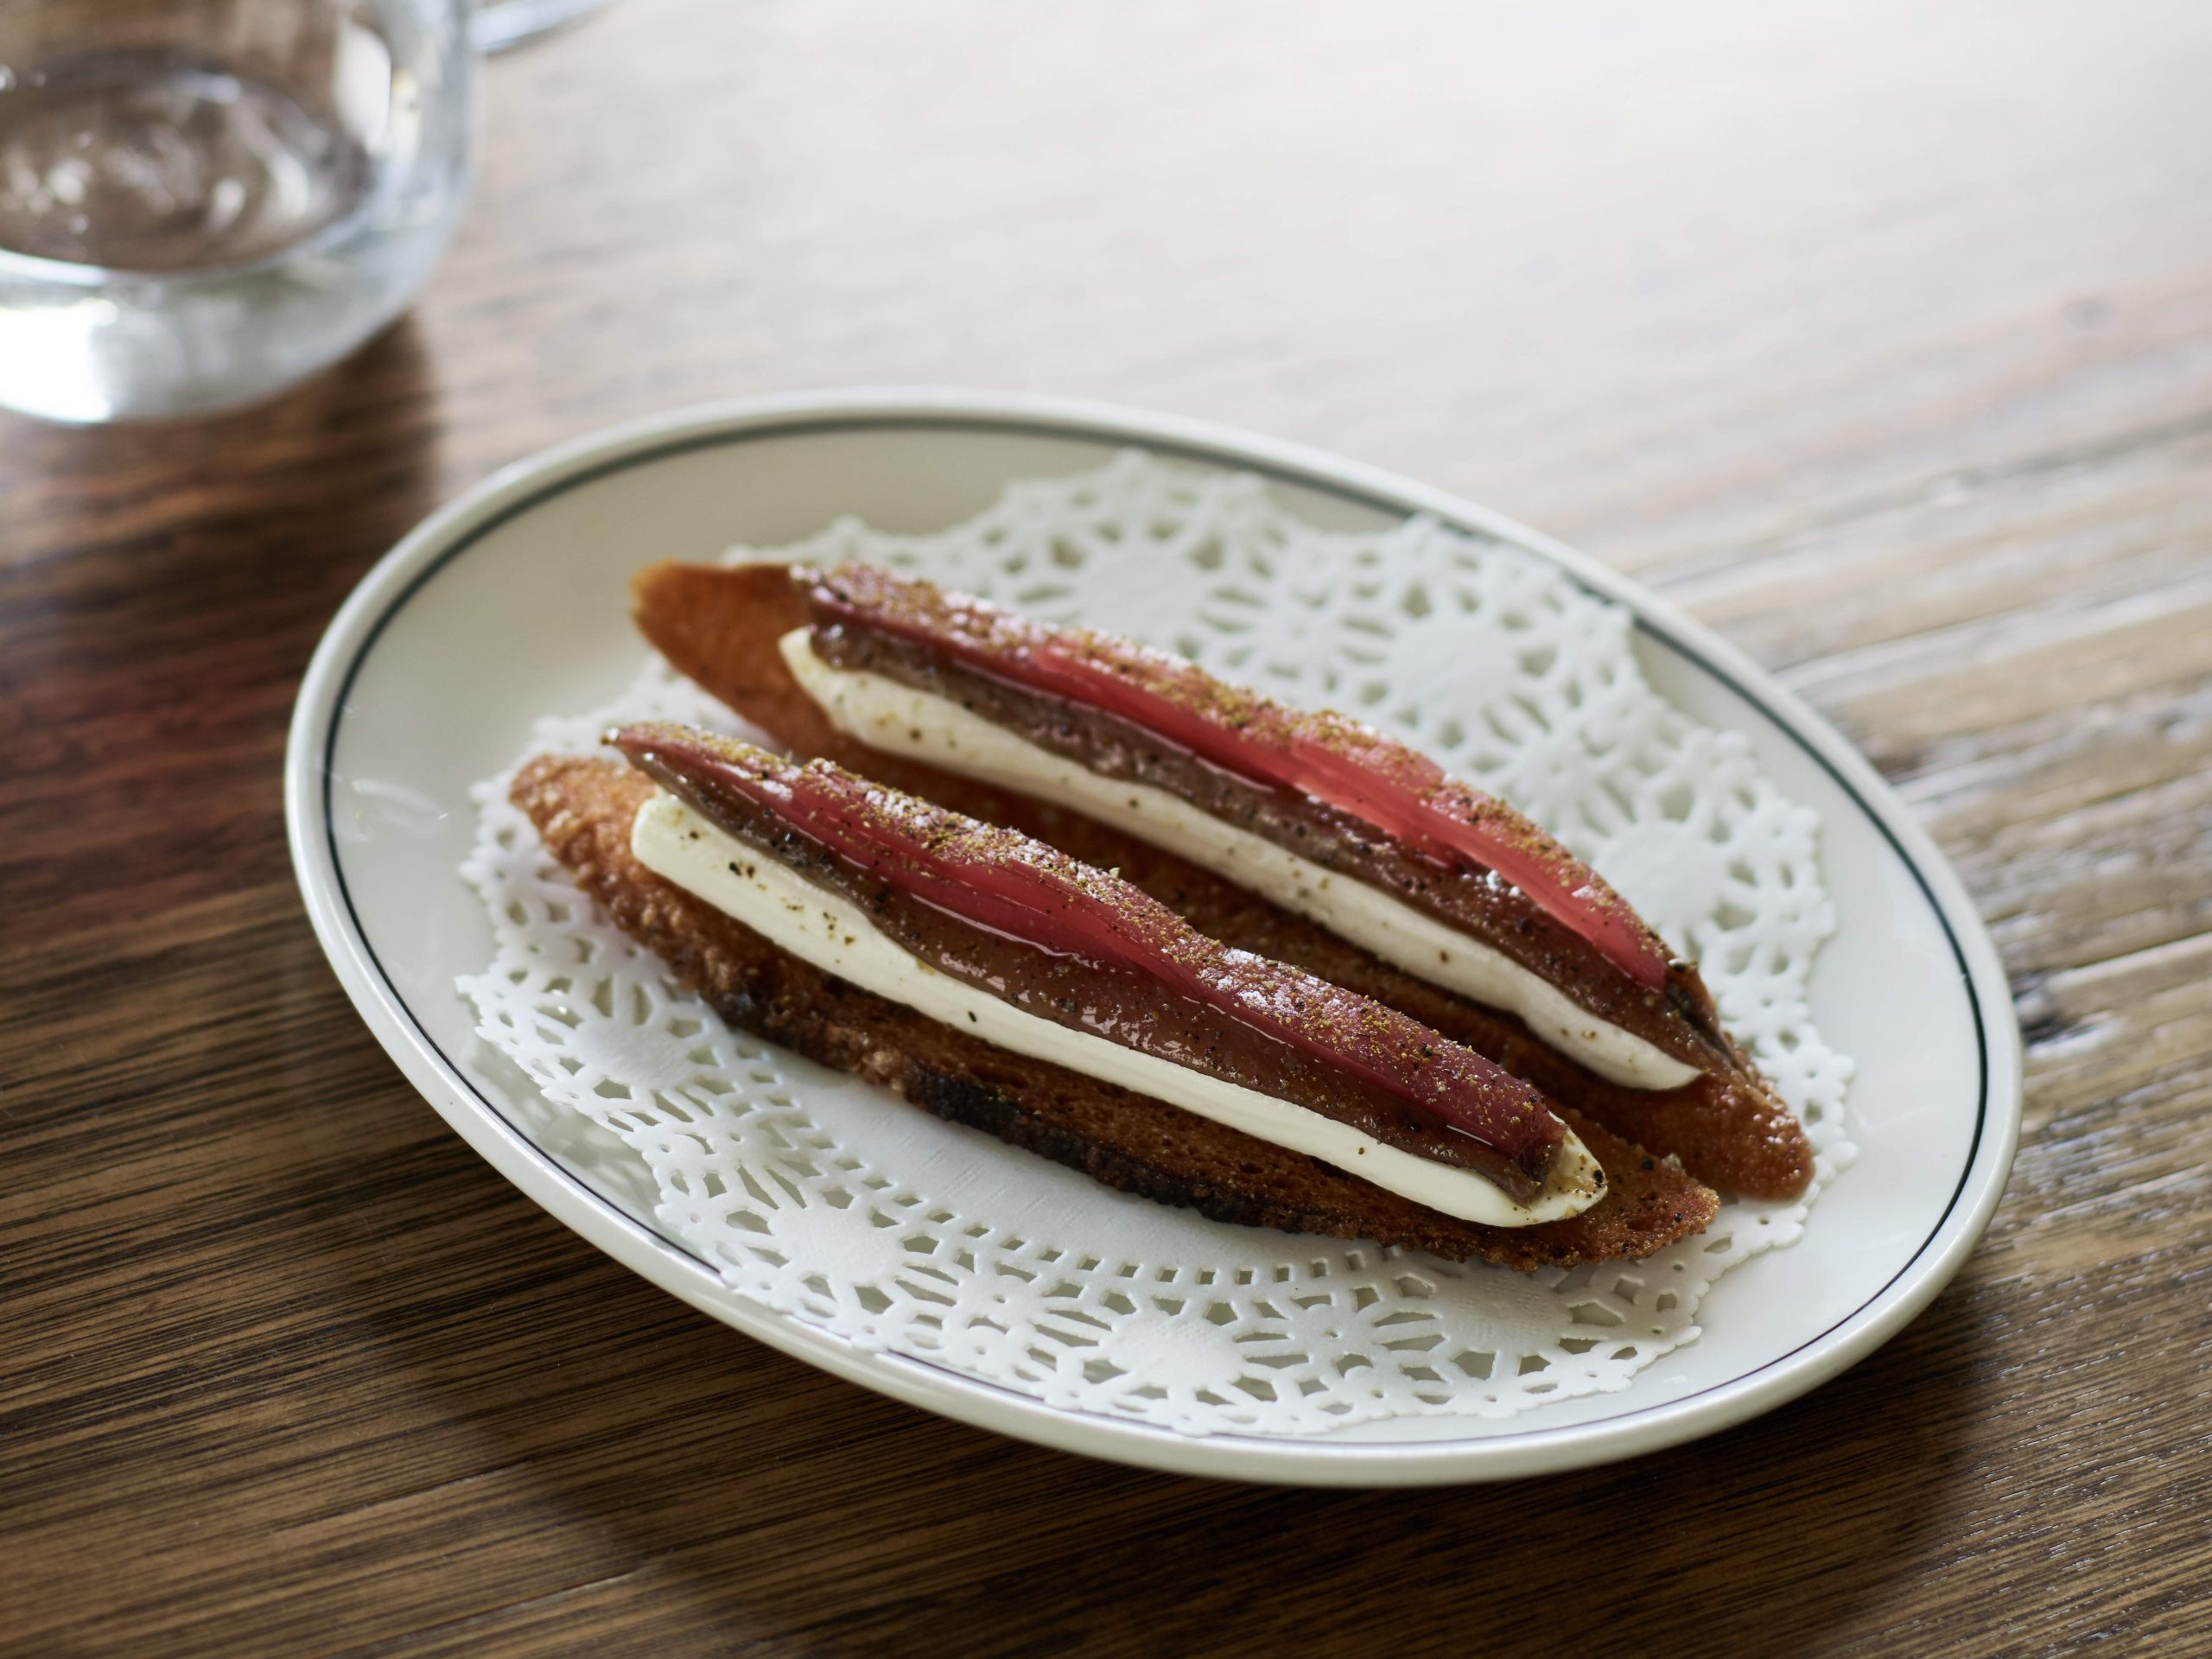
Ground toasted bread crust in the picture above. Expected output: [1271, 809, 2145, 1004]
[514, 753, 1718, 1269]
[633, 559, 1814, 1199]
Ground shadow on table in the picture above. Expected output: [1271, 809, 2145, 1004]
[0, 315, 441, 588]
[271, 1070, 1989, 1659]
[614, 1301, 1985, 1656]
[2, 316, 442, 928]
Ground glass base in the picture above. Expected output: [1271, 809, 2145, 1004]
[469, 0, 607, 54]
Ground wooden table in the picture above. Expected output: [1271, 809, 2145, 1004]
[5, 3, 2208, 1652]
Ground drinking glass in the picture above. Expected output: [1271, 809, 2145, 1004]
[0, 0, 473, 423]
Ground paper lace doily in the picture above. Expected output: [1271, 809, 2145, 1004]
[459, 453, 1854, 1438]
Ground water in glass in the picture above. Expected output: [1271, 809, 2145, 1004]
[0, 2, 471, 423]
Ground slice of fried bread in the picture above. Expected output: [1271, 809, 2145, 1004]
[633, 558, 1812, 1199]
[515, 753, 1718, 1269]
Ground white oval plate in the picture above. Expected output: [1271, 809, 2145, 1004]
[286, 389, 2019, 1486]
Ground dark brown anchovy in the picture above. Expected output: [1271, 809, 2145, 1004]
[612, 721, 1579, 1201]
[798, 562, 1746, 1084]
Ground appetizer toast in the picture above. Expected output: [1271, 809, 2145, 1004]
[632, 558, 1813, 1201]
[514, 735, 1718, 1269]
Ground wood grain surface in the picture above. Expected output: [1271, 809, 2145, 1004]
[3, 3, 2209, 1654]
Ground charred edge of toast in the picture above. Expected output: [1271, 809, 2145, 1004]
[630, 558, 1815, 1200]
[513, 752, 1719, 1271]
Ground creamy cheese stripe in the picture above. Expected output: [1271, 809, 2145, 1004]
[632, 791, 1602, 1226]
[779, 631, 1700, 1091]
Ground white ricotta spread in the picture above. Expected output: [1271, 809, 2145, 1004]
[779, 630, 1699, 1091]
[631, 790, 1602, 1227]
